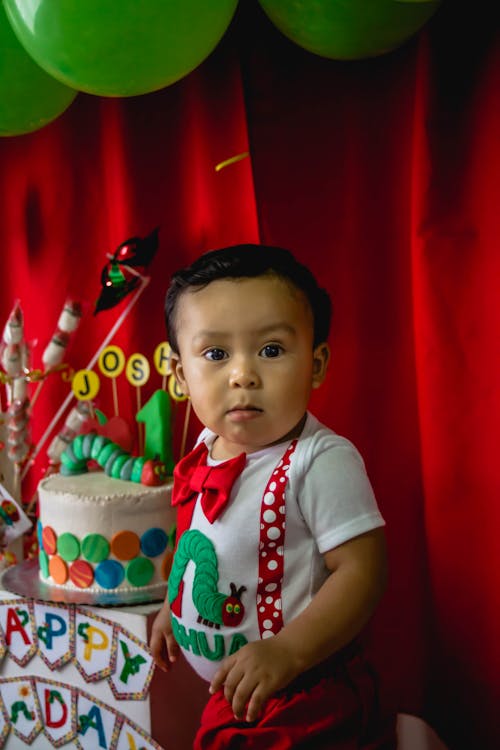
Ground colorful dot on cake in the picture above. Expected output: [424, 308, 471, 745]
[140, 528, 168, 557]
[57, 532, 80, 562]
[37, 520, 43, 548]
[39, 549, 49, 578]
[95, 559, 124, 589]
[111, 530, 140, 560]
[42, 526, 57, 555]
[161, 550, 173, 580]
[82, 533, 110, 563]
[126, 557, 154, 587]
[69, 560, 94, 589]
[49, 555, 68, 585]
[168, 525, 176, 549]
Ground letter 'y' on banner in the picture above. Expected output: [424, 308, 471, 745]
[0, 599, 36, 666]
[74, 608, 117, 682]
[109, 629, 154, 700]
[115, 716, 165, 750]
[34, 601, 74, 670]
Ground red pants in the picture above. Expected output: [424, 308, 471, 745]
[193, 646, 397, 749]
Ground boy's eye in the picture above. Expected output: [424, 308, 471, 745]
[260, 344, 282, 358]
[204, 348, 227, 361]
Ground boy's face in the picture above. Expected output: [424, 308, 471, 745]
[171, 275, 329, 459]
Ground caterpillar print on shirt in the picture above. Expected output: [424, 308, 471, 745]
[59, 431, 168, 486]
[168, 529, 246, 629]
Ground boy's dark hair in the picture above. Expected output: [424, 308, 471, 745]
[165, 244, 332, 353]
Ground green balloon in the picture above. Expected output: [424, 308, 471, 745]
[258, 0, 442, 60]
[3, 0, 239, 97]
[0, 4, 77, 137]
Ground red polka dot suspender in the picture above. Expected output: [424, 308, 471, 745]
[256, 439, 298, 639]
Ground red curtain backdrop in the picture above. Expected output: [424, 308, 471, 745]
[0, 2, 498, 748]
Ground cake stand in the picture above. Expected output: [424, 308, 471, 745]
[1, 558, 167, 607]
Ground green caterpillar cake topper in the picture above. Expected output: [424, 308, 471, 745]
[59, 432, 168, 486]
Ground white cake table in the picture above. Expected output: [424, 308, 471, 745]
[0, 587, 207, 749]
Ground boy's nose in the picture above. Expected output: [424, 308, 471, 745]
[229, 358, 260, 388]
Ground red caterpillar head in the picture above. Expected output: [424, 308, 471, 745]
[222, 583, 246, 626]
[141, 459, 168, 486]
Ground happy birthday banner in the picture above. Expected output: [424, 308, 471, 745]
[0, 600, 154, 701]
[0, 676, 163, 749]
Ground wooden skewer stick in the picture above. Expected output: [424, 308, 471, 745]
[21, 276, 150, 481]
[180, 400, 192, 460]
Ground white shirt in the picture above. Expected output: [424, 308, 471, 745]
[169, 412, 385, 682]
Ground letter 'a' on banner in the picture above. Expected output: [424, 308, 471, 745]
[75, 690, 119, 750]
[0, 600, 37, 667]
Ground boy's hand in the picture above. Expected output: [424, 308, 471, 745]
[209, 638, 299, 722]
[149, 599, 179, 672]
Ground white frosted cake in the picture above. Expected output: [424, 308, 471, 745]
[37, 471, 174, 597]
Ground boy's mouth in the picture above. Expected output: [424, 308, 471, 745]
[227, 405, 263, 419]
[228, 404, 262, 413]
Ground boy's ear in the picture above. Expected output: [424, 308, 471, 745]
[311, 343, 330, 389]
[171, 353, 189, 397]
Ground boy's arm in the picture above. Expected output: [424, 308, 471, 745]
[209, 526, 387, 722]
[150, 596, 180, 671]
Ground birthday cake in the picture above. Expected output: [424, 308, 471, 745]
[37, 471, 174, 596]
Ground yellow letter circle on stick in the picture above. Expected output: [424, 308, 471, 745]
[168, 374, 188, 402]
[154, 342, 173, 376]
[98, 345, 126, 378]
[125, 354, 150, 387]
[72, 370, 100, 401]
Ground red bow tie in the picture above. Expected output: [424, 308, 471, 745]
[172, 441, 246, 524]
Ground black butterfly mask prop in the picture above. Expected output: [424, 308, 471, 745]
[94, 227, 159, 315]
